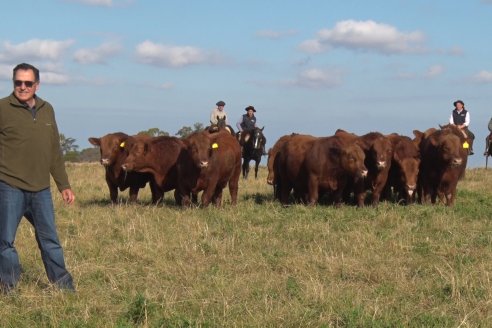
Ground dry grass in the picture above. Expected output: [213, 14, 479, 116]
[1, 163, 492, 327]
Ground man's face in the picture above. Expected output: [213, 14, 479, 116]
[13, 69, 39, 103]
[456, 102, 464, 111]
[218, 105, 224, 111]
[247, 109, 254, 116]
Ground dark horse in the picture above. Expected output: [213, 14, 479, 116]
[486, 132, 492, 169]
[206, 116, 235, 135]
[239, 127, 266, 179]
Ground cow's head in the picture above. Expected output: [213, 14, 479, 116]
[393, 139, 420, 197]
[338, 144, 368, 179]
[430, 132, 462, 167]
[185, 132, 213, 168]
[121, 136, 150, 172]
[88, 132, 128, 166]
[370, 137, 393, 170]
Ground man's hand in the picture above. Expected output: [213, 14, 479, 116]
[61, 188, 75, 205]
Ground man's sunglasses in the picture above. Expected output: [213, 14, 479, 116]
[14, 80, 37, 88]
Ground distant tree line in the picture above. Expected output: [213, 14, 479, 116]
[61, 123, 204, 162]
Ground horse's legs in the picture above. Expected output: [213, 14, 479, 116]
[254, 158, 260, 179]
[242, 158, 250, 179]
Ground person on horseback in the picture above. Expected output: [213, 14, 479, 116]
[485, 117, 492, 156]
[449, 99, 475, 155]
[210, 100, 228, 126]
[236, 105, 266, 155]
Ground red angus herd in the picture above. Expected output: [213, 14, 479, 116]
[89, 124, 470, 207]
[89, 130, 240, 207]
[267, 124, 470, 207]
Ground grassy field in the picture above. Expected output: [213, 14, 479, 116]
[1, 163, 492, 327]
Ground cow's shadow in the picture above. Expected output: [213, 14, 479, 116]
[242, 192, 273, 204]
[78, 197, 178, 208]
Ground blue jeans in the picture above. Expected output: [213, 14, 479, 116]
[0, 181, 73, 291]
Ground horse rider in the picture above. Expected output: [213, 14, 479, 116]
[210, 100, 228, 126]
[449, 99, 475, 155]
[485, 117, 492, 156]
[236, 105, 266, 155]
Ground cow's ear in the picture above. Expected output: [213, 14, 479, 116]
[428, 134, 439, 147]
[261, 126, 264, 131]
[412, 130, 423, 145]
[88, 137, 100, 146]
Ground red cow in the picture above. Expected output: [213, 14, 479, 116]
[414, 125, 467, 206]
[334, 130, 392, 206]
[304, 135, 368, 206]
[88, 133, 162, 203]
[266, 133, 298, 200]
[120, 135, 185, 205]
[384, 134, 421, 204]
[276, 134, 317, 204]
[180, 130, 241, 207]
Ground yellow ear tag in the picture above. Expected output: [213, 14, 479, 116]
[120, 142, 125, 148]
[463, 141, 469, 149]
[212, 143, 219, 149]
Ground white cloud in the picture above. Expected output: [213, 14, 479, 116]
[0, 39, 74, 62]
[65, 0, 113, 7]
[40, 71, 71, 85]
[0, 64, 13, 79]
[135, 41, 218, 68]
[159, 82, 174, 89]
[285, 68, 343, 88]
[301, 20, 427, 55]
[424, 64, 444, 78]
[472, 70, 492, 83]
[298, 39, 327, 54]
[74, 42, 122, 64]
[256, 29, 297, 39]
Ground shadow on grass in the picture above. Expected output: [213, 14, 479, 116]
[242, 192, 274, 204]
[78, 197, 178, 208]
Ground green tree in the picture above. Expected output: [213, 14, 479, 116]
[175, 122, 204, 138]
[59, 133, 79, 155]
[78, 147, 100, 162]
[137, 128, 169, 137]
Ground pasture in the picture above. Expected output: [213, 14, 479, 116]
[1, 163, 492, 327]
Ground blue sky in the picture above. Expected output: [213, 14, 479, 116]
[1, 0, 491, 167]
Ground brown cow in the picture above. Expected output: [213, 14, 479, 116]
[88, 133, 162, 203]
[120, 135, 185, 205]
[180, 130, 241, 207]
[334, 130, 392, 206]
[384, 134, 420, 204]
[276, 134, 317, 204]
[304, 135, 368, 206]
[414, 125, 467, 206]
[266, 133, 298, 200]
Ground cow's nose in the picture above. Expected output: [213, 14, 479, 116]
[200, 161, 208, 168]
[267, 178, 273, 185]
[361, 169, 368, 177]
[101, 158, 109, 166]
[377, 161, 386, 169]
[452, 158, 462, 166]
[121, 164, 129, 171]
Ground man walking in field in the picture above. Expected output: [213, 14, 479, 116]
[0, 63, 75, 294]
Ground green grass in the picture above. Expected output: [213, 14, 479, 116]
[1, 164, 492, 327]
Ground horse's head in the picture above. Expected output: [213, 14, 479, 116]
[252, 127, 265, 150]
[216, 116, 227, 129]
